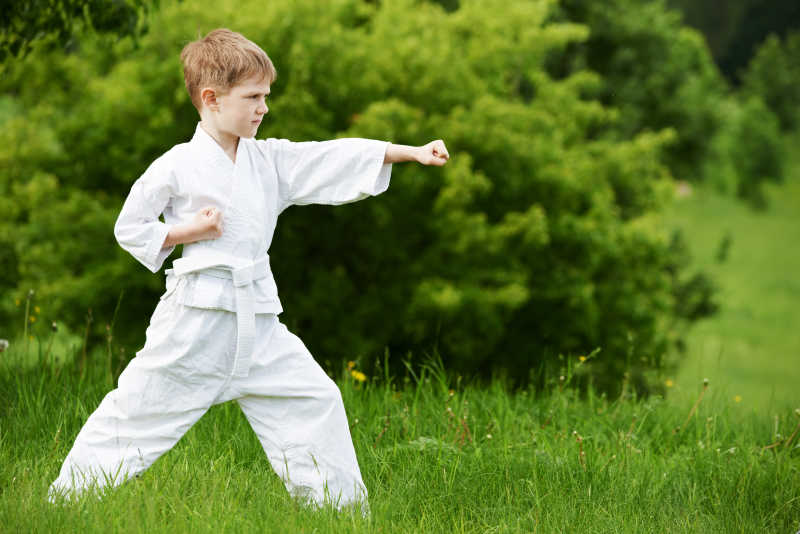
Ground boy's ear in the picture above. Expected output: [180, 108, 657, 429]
[200, 87, 220, 111]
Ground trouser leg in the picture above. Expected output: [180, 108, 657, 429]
[50, 300, 235, 499]
[233, 316, 368, 511]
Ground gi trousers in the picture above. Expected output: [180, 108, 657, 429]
[49, 293, 368, 510]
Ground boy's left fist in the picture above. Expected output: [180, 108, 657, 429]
[417, 140, 450, 166]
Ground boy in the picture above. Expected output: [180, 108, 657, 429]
[49, 28, 449, 510]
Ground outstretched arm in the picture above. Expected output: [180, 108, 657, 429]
[259, 137, 448, 212]
[384, 140, 450, 166]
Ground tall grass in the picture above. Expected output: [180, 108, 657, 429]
[1, 345, 798, 533]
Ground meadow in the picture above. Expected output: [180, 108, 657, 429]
[1, 349, 799, 533]
[2, 147, 799, 534]
[661, 137, 800, 412]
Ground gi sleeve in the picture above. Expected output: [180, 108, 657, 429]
[260, 138, 392, 213]
[113, 156, 177, 273]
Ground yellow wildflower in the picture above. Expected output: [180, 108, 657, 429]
[734, 395, 742, 403]
[665, 379, 674, 388]
[347, 360, 356, 370]
[350, 370, 367, 382]
[579, 356, 586, 362]
[15, 299, 20, 307]
[29, 316, 36, 323]
[34, 306, 40, 314]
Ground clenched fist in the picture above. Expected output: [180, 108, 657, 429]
[193, 206, 224, 241]
[416, 140, 450, 166]
[162, 206, 225, 249]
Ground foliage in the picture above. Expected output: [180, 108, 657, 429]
[551, 0, 728, 182]
[0, 0, 718, 393]
[728, 98, 785, 206]
[0, 0, 154, 61]
[741, 31, 800, 131]
[668, 0, 800, 83]
[547, 0, 788, 203]
[701, 95, 785, 208]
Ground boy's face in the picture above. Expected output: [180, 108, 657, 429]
[210, 75, 270, 139]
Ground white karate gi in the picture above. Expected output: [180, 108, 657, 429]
[49, 124, 392, 510]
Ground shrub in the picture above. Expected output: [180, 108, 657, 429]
[552, 0, 728, 182]
[703, 95, 784, 208]
[741, 31, 800, 132]
[0, 0, 716, 393]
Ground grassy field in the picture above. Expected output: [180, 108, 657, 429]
[661, 142, 800, 412]
[1, 351, 799, 533]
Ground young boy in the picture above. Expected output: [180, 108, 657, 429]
[49, 28, 449, 510]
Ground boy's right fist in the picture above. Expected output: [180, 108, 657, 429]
[161, 206, 224, 249]
[193, 206, 224, 240]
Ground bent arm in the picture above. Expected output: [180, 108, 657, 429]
[162, 222, 205, 248]
[162, 207, 224, 248]
[114, 159, 177, 272]
[162, 225, 191, 249]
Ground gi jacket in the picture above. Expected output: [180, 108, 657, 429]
[114, 123, 392, 314]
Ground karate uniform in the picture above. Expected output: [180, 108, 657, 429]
[49, 124, 392, 509]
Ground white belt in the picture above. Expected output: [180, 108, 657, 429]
[168, 253, 269, 378]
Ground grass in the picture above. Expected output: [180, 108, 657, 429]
[1, 349, 799, 533]
[660, 137, 800, 412]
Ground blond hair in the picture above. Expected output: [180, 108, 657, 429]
[180, 28, 277, 111]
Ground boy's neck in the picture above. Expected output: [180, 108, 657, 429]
[199, 120, 240, 163]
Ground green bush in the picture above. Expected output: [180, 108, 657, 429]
[741, 31, 800, 132]
[702, 95, 784, 208]
[0, 0, 716, 393]
[552, 0, 728, 182]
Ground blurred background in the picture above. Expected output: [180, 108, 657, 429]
[1, 0, 798, 409]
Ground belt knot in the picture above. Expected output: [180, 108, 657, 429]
[233, 265, 254, 287]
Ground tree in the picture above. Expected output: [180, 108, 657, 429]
[0, 0, 152, 60]
[552, 0, 727, 182]
[741, 32, 800, 131]
[668, 0, 800, 83]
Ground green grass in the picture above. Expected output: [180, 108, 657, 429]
[661, 139, 800, 412]
[1, 352, 798, 533]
